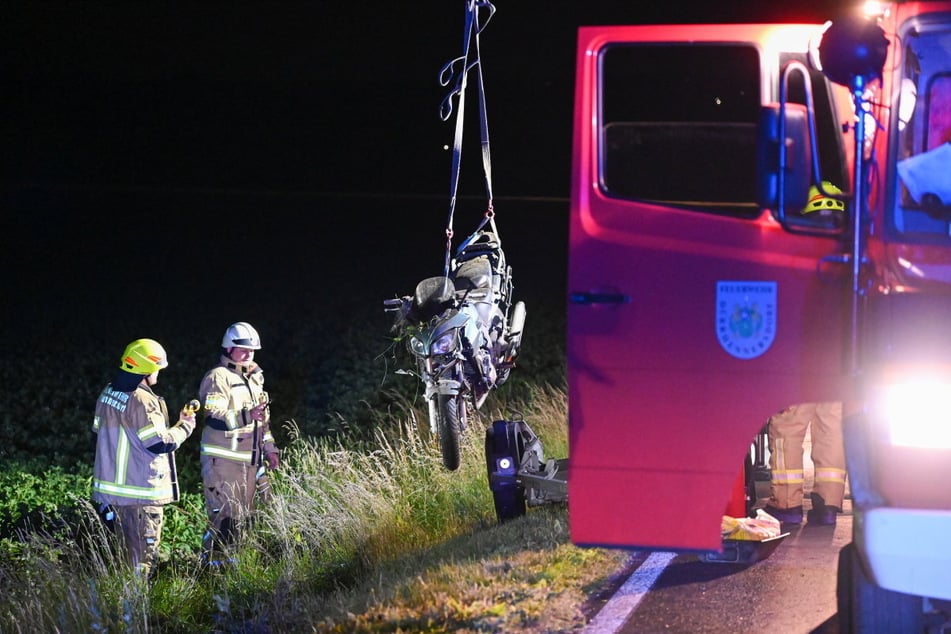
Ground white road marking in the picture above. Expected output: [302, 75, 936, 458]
[582, 551, 677, 633]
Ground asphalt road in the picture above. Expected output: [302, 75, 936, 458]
[579, 502, 851, 634]
[584, 436, 852, 634]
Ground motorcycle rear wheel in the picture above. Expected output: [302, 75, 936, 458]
[506, 301, 526, 362]
[496, 301, 526, 386]
[437, 393, 463, 471]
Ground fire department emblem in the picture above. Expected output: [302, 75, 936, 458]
[715, 281, 777, 360]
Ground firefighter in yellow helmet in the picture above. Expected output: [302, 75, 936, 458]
[759, 183, 848, 526]
[800, 181, 846, 226]
[91, 338, 197, 578]
[198, 321, 280, 566]
[756, 183, 848, 525]
[802, 181, 846, 213]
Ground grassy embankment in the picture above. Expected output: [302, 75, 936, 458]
[0, 384, 629, 633]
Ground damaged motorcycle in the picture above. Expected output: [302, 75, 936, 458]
[384, 230, 526, 470]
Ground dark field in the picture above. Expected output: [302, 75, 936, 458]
[0, 188, 568, 467]
[1, 1, 586, 469]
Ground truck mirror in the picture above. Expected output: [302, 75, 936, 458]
[755, 103, 811, 220]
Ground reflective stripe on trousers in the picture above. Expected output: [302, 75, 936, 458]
[768, 402, 846, 509]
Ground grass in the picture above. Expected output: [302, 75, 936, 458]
[0, 385, 629, 633]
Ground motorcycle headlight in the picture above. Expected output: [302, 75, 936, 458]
[431, 331, 457, 356]
[876, 373, 951, 449]
[408, 336, 428, 356]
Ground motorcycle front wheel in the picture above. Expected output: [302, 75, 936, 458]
[436, 393, 464, 471]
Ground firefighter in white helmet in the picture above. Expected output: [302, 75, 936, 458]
[198, 321, 280, 565]
[91, 338, 197, 578]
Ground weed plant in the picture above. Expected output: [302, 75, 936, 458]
[0, 385, 625, 632]
[0, 292, 594, 631]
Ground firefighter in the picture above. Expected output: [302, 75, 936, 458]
[92, 338, 197, 578]
[198, 321, 280, 566]
[761, 185, 849, 526]
[801, 180, 846, 227]
[763, 402, 847, 525]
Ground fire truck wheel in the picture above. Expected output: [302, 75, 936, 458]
[836, 542, 923, 633]
[485, 420, 526, 523]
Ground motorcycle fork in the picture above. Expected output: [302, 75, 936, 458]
[422, 356, 462, 436]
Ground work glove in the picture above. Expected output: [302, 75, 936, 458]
[266, 451, 280, 471]
[250, 401, 269, 422]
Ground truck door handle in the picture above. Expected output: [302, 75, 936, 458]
[818, 253, 850, 282]
[819, 253, 850, 267]
[569, 292, 631, 305]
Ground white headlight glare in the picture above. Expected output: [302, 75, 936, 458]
[432, 331, 457, 355]
[881, 379, 951, 448]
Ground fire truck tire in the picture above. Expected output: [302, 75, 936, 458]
[485, 421, 526, 523]
[437, 394, 462, 471]
[836, 542, 923, 633]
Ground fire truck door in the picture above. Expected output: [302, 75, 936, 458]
[567, 25, 849, 551]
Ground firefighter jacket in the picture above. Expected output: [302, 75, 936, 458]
[199, 356, 277, 466]
[92, 383, 195, 506]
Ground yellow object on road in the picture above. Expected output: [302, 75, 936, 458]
[721, 509, 782, 541]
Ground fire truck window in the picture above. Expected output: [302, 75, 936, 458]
[891, 28, 951, 240]
[600, 44, 761, 218]
[926, 74, 951, 150]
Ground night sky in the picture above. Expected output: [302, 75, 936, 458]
[3, 1, 854, 196]
[0, 1, 855, 385]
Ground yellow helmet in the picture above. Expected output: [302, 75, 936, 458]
[802, 181, 846, 214]
[119, 339, 169, 375]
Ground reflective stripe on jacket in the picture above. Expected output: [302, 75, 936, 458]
[92, 383, 188, 506]
[199, 357, 277, 465]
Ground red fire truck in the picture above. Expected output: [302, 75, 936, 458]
[554, 1, 951, 631]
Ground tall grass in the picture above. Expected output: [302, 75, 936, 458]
[0, 384, 624, 633]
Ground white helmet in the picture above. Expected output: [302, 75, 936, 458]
[222, 322, 261, 350]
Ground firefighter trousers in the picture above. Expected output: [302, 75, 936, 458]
[767, 401, 847, 510]
[201, 457, 266, 558]
[113, 504, 164, 578]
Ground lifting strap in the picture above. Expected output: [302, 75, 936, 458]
[439, 0, 499, 279]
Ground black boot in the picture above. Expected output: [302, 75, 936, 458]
[806, 492, 838, 526]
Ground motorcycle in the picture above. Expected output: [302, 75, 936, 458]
[384, 230, 526, 470]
